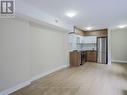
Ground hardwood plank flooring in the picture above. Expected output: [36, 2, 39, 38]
[10, 62, 127, 95]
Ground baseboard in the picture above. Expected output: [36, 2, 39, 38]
[112, 60, 127, 63]
[30, 64, 69, 82]
[0, 64, 69, 95]
[0, 81, 31, 95]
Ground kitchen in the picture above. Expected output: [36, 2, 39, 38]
[69, 27, 108, 66]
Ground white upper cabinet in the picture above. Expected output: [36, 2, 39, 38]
[68, 34, 97, 51]
[68, 34, 82, 51]
[68, 34, 75, 43]
[80, 36, 97, 43]
[68, 35, 97, 44]
[68, 34, 81, 43]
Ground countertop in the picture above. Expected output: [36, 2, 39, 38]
[71, 50, 97, 52]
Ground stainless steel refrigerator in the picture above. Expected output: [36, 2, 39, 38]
[97, 37, 107, 64]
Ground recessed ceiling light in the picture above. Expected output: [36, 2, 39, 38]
[65, 11, 77, 18]
[118, 25, 127, 28]
[86, 26, 93, 30]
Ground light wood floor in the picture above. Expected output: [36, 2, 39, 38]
[10, 62, 127, 95]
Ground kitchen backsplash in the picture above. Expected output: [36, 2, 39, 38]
[77, 43, 96, 51]
[81, 44, 96, 51]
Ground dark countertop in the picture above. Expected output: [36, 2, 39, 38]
[70, 50, 97, 53]
[85, 50, 97, 52]
[79, 50, 97, 52]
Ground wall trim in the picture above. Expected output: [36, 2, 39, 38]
[0, 81, 31, 95]
[0, 64, 69, 95]
[30, 64, 69, 82]
[112, 60, 127, 63]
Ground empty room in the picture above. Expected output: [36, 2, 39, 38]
[0, 0, 127, 95]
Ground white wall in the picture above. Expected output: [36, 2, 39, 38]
[108, 29, 112, 65]
[0, 18, 30, 92]
[110, 28, 127, 63]
[0, 18, 69, 93]
[30, 23, 69, 78]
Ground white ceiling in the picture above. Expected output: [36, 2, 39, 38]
[22, 0, 127, 29]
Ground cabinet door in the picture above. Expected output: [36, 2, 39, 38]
[87, 51, 97, 62]
[79, 36, 83, 43]
[68, 34, 78, 50]
[70, 52, 81, 66]
[68, 34, 76, 43]
[81, 36, 97, 43]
